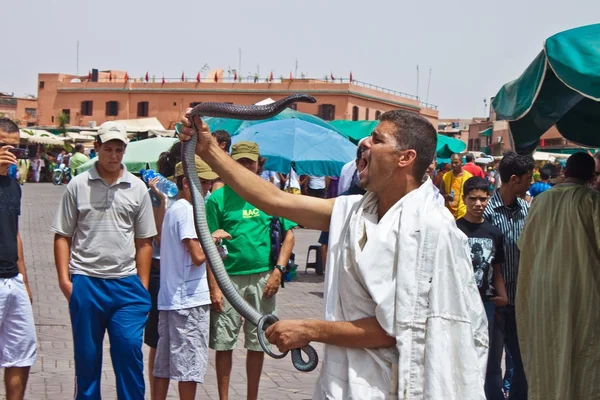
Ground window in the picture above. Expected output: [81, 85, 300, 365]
[81, 101, 93, 116]
[105, 101, 119, 116]
[137, 101, 149, 117]
[190, 102, 202, 108]
[51, 116, 54, 123]
[25, 108, 37, 118]
[365, 108, 370, 120]
[39, 81, 45, 89]
[375, 110, 381, 120]
[352, 106, 359, 121]
[173, 102, 177, 106]
[318, 104, 336, 121]
[288, 103, 297, 111]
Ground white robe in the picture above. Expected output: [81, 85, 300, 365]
[314, 179, 488, 400]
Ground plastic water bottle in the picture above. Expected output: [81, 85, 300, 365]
[140, 169, 178, 198]
[8, 164, 18, 180]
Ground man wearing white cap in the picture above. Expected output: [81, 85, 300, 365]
[52, 122, 157, 400]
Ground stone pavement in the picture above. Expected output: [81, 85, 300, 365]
[2, 183, 325, 399]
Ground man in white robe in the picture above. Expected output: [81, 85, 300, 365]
[178, 109, 489, 400]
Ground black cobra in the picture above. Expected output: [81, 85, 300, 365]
[182, 94, 319, 372]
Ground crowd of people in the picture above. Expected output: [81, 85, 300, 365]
[0, 112, 599, 400]
[8, 142, 94, 184]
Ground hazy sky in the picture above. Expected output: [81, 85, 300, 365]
[3, 0, 598, 118]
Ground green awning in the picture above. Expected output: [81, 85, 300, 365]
[479, 127, 492, 137]
[538, 147, 598, 155]
[328, 120, 379, 144]
[204, 108, 347, 139]
[492, 23, 600, 154]
[76, 137, 178, 174]
[328, 120, 466, 158]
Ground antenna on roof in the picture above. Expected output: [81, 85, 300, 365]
[416, 65, 420, 100]
[426, 68, 432, 104]
[76, 40, 80, 76]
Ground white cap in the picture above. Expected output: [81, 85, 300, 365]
[97, 122, 129, 144]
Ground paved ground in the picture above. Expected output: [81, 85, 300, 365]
[2, 183, 325, 399]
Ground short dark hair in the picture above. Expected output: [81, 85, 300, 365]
[539, 168, 551, 180]
[75, 143, 85, 153]
[0, 118, 19, 134]
[157, 141, 183, 177]
[465, 153, 474, 163]
[565, 152, 595, 182]
[379, 110, 437, 180]
[498, 151, 535, 183]
[212, 130, 231, 152]
[463, 176, 490, 196]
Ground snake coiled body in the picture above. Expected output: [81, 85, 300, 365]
[182, 94, 319, 372]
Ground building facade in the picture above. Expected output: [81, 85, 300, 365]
[0, 93, 38, 127]
[36, 70, 439, 129]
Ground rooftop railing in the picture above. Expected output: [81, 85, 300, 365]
[65, 76, 438, 110]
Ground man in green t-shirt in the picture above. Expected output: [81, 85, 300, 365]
[205, 141, 296, 400]
[68, 143, 89, 176]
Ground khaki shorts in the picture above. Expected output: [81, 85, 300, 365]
[209, 270, 276, 352]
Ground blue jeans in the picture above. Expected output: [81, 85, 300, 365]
[487, 306, 528, 400]
[69, 274, 151, 400]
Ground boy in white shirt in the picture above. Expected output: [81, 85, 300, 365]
[153, 157, 229, 400]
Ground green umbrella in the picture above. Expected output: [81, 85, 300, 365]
[492, 23, 600, 154]
[328, 120, 466, 158]
[203, 108, 347, 138]
[328, 120, 379, 144]
[75, 137, 178, 174]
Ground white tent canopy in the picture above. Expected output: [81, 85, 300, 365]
[20, 129, 65, 145]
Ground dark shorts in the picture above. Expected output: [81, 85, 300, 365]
[144, 262, 161, 348]
[307, 188, 326, 198]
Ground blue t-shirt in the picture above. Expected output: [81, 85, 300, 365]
[529, 181, 552, 197]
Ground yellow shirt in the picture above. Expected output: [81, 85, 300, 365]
[442, 170, 472, 219]
[517, 183, 600, 400]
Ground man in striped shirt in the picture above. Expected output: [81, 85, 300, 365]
[483, 151, 534, 400]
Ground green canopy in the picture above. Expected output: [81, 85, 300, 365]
[203, 108, 347, 138]
[328, 120, 466, 158]
[492, 23, 600, 154]
[76, 137, 178, 174]
[328, 120, 379, 144]
[436, 134, 467, 158]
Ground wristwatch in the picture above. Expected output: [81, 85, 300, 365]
[274, 264, 289, 275]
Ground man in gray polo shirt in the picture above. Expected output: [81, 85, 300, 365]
[51, 122, 156, 400]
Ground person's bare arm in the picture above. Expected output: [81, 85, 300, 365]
[16, 233, 32, 302]
[179, 116, 334, 231]
[266, 316, 396, 352]
[135, 238, 153, 289]
[183, 238, 207, 266]
[264, 229, 295, 298]
[149, 178, 168, 246]
[54, 234, 72, 301]
[490, 263, 508, 307]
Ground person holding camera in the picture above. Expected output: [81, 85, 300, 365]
[0, 118, 37, 400]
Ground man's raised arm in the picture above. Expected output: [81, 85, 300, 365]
[179, 115, 334, 231]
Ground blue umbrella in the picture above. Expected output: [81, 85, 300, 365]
[232, 119, 356, 177]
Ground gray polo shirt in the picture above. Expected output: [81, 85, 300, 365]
[51, 163, 157, 278]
